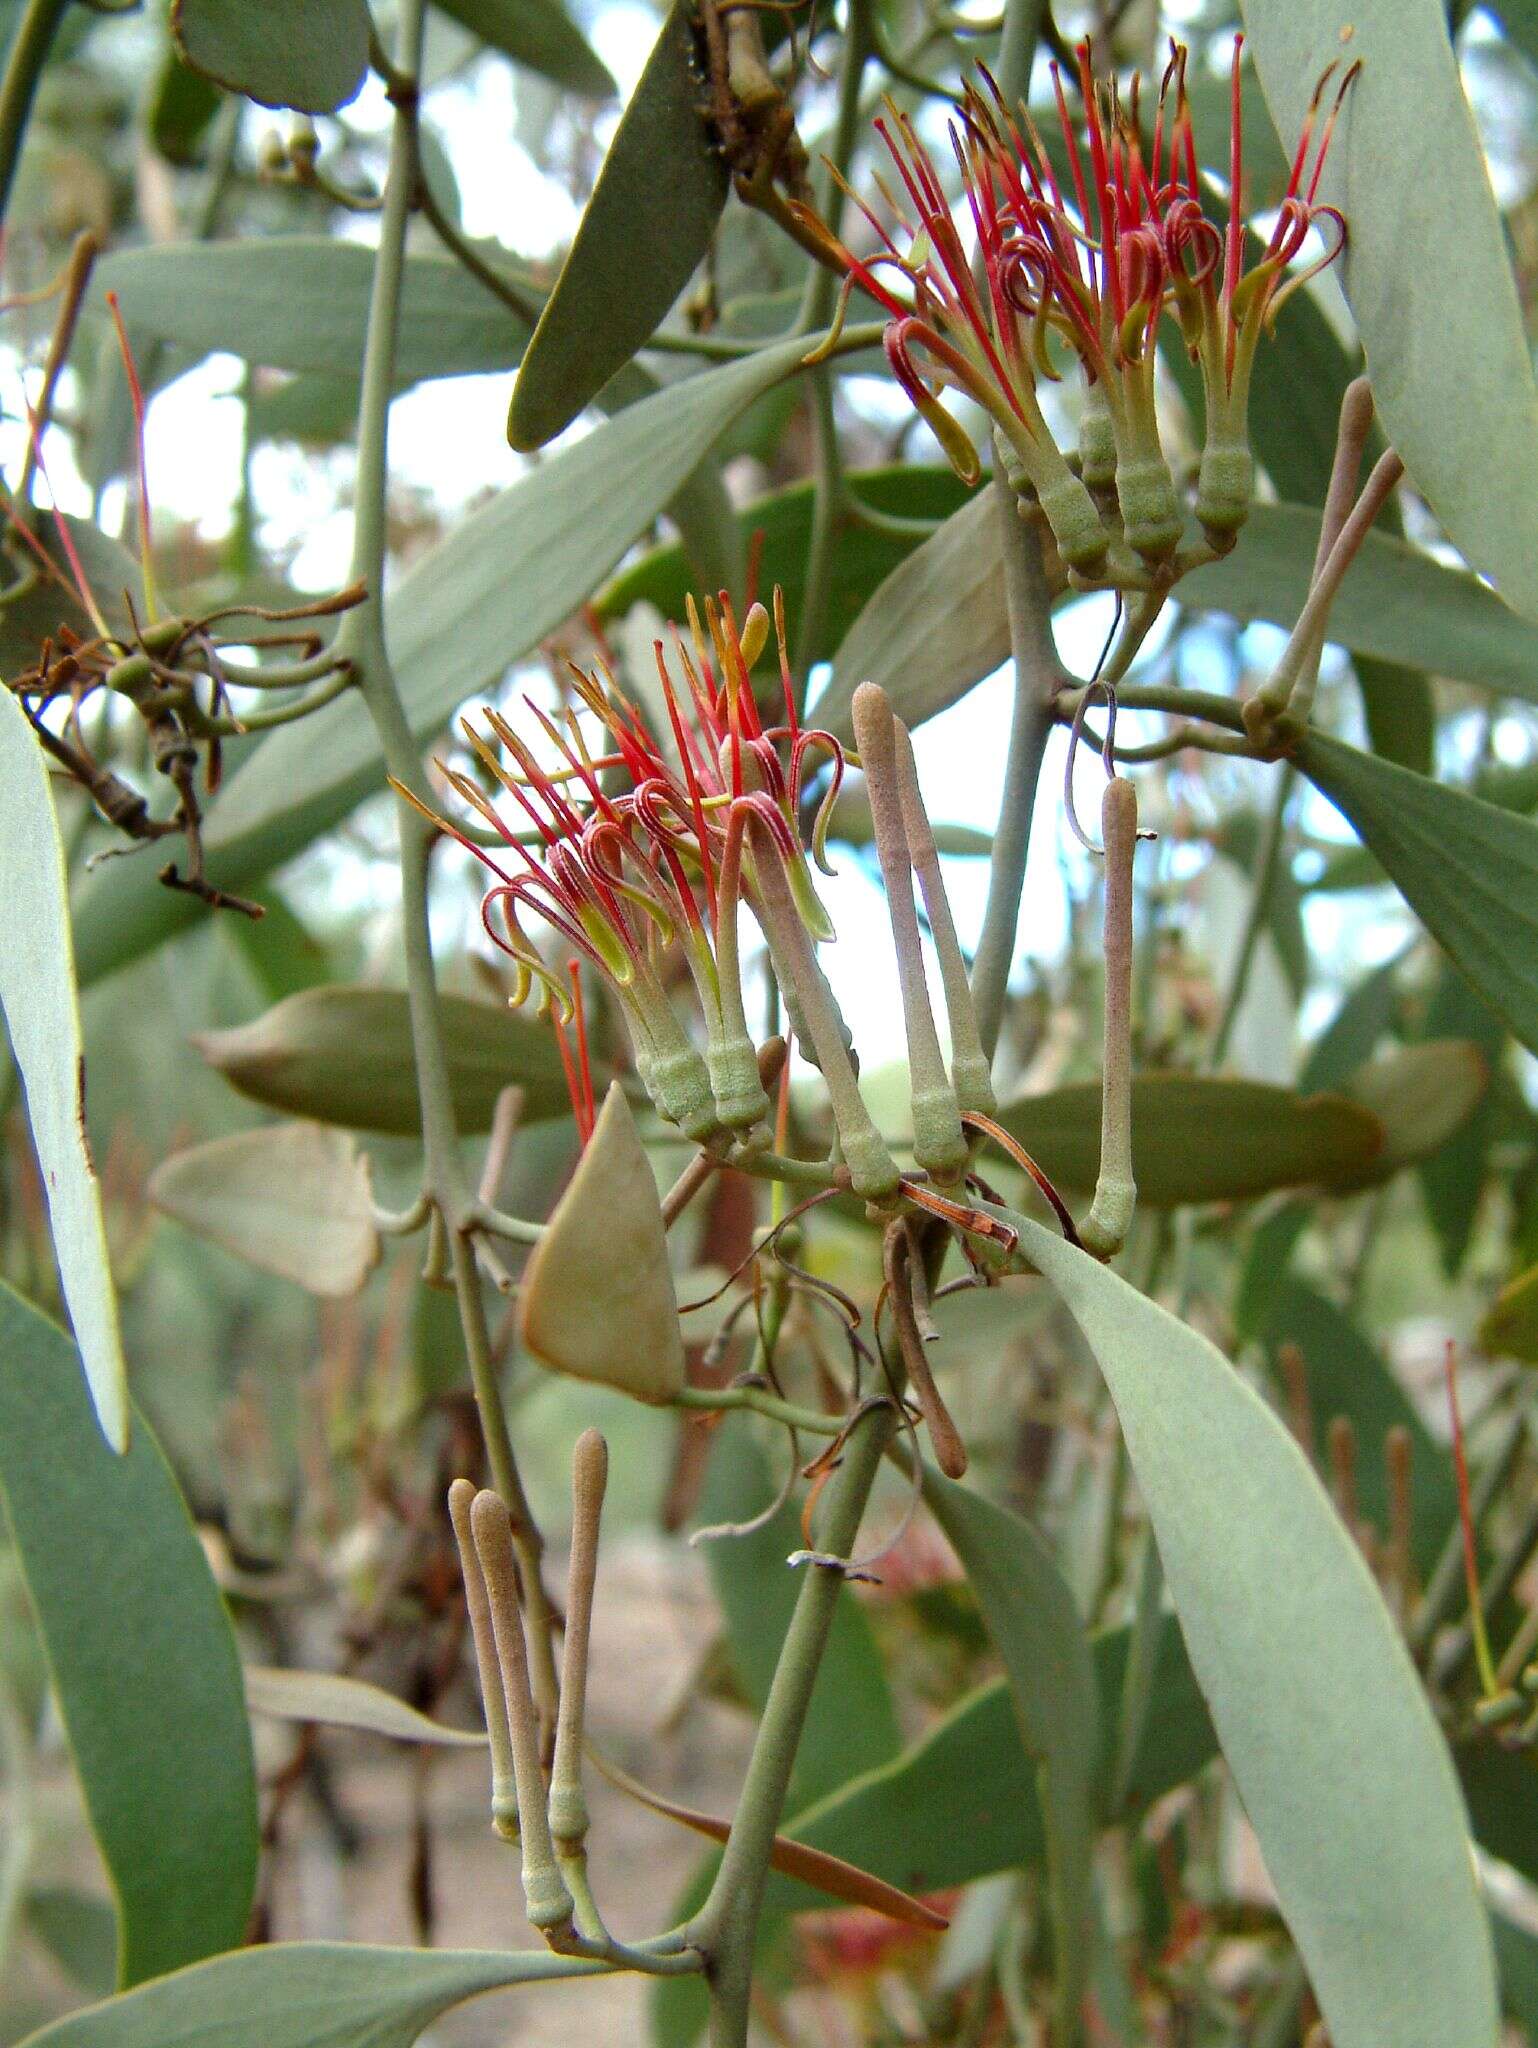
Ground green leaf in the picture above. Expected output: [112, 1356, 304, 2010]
[0, 1282, 257, 1985]
[226, 889, 332, 1002]
[599, 464, 972, 665]
[1355, 653, 1436, 777]
[1243, 0, 1538, 624]
[192, 985, 574, 1134]
[1212, 808, 1308, 997]
[245, 1666, 488, 1745]
[171, 0, 368, 113]
[72, 337, 813, 990]
[1008, 1213, 1498, 2048]
[1299, 732, 1538, 1055]
[697, 1427, 900, 1808]
[519, 1082, 684, 1403]
[432, 0, 614, 98]
[1259, 1277, 1457, 1572]
[0, 515, 137, 678]
[145, 43, 223, 165]
[818, 483, 1009, 745]
[996, 1073, 1385, 1206]
[771, 1610, 1215, 1907]
[0, 688, 128, 1449]
[1182, 505, 1538, 702]
[921, 1472, 1099, 2039]
[147, 1123, 381, 1297]
[94, 240, 534, 383]
[13, 1941, 612, 2048]
[509, 0, 726, 447]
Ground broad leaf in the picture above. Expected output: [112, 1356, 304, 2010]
[13, 1942, 610, 2048]
[1299, 733, 1538, 1055]
[171, 0, 368, 113]
[1243, 0, 1538, 624]
[193, 985, 573, 1134]
[1417, 967, 1506, 1278]
[72, 337, 813, 990]
[148, 1124, 380, 1296]
[0, 687, 128, 1448]
[509, 0, 728, 448]
[95, 240, 534, 383]
[433, 0, 614, 98]
[0, 1284, 257, 1985]
[922, 1473, 1098, 2038]
[145, 44, 223, 165]
[1009, 1212, 1498, 2048]
[996, 1073, 1384, 1205]
[245, 1667, 487, 1745]
[519, 1082, 684, 1402]
[818, 484, 1010, 744]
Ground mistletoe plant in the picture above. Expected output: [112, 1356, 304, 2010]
[3, 4, 1538, 2048]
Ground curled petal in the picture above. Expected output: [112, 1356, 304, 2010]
[885, 319, 982, 485]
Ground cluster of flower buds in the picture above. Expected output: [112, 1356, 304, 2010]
[411, 592, 1009, 1213]
[797, 37, 1356, 579]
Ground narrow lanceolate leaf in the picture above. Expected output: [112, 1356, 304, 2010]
[509, 0, 726, 447]
[818, 485, 1010, 745]
[1299, 733, 1538, 1055]
[1009, 1213, 1498, 2048]
[193, 986, 574, 1135]
[922, 1473, 1099, 2038]
[432, 0, 614, 98]
[997, 1074, 1384, 1206]
[1181, 505, 1538, 703]
[0, 1284, 257, 1985]
[172, 0, 368, 112]
[148, 1124, 380, 1297]
[244, 1667, 487, 1746]
[72, 337, 813, 991]
[519, 1083, 684, 1403]
[1244, 0, 1538, 624]
[95, 241, 536, 384]
[13, 1942, 612, 2048]
[0, 688, 128, 1449]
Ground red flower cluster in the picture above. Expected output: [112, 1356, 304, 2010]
[799, 37, 1356, 571]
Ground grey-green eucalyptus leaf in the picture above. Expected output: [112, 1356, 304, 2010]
[1299, 733, 1538, 1055]
[1243, 0, 1538, 623]
[0, 686, 128, 1448]
[1012, 1214, 1498, 2048]
[13, 1941, 610, 2048]
[0, 1283, 257, 1985]
[171, 0, 368, 113]
[509, 0, 728, 448]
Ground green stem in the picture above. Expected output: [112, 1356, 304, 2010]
[334, 0, 556, 1731]
[970, 489, 1065, 1063]
[674, 1384, 844, 1437]
[692, 1400, 896, 2045]
[0, 0, 69, 231]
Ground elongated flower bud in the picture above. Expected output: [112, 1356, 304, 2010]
[1080, 777, 1138, 1258]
